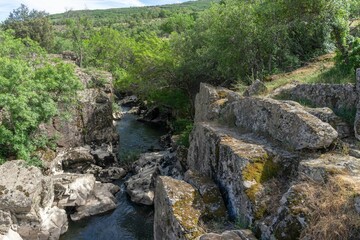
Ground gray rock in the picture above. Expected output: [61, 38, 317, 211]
[298, 153, 360, 183]
[90, 144, 117, 167]
[195, 83, 338, 150]
[119, 95, 138, 107]
[184, 170, 227, 221]
[97, 167, 127, 182]
[70, 183, 120, 221]
[154, 176, 205, 240]
[354, 68, 360, 140]
[243, 79, 267, 97]
[355, 196, 360, 214]
[61, 147, 95, 173]
[125, 151, 182, 205]
[0, 161, 68, 240]
[271, 83, 357, 110]
[303, 105, 352, 138]
[232, 97, 338, 150]
[187, 122, 296, 224]
[52, 173, 119, 221]
[53, 174, 96, 208]
[194, 83, 233, 123]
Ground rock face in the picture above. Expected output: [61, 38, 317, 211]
[187, 122, 295, 224]
[38, 67, 118, 148]
[154, 176, 205, 240]
[184, 170, 227, 221]
[0, 161, 68, 240]
[125, 151, 182, 205]
[354, 68, 360, 140]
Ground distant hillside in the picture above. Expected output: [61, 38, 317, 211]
[50, 0, 218, 28]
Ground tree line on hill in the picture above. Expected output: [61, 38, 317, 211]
[0, 0, 359, 163]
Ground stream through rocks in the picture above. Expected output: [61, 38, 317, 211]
[60, 106, 167, 240]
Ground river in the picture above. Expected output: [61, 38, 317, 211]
[60, 106, 167, 240]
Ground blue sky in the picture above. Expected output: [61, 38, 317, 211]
[0, 0, 189, 21]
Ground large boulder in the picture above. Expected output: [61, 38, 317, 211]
[0, 161, 68, 240]
[125, 151, 182, 205]
[70, 183, 120, 221]
[231, 97, 338, 150]
[194, 83, 338, 150]
[52, 174, 120, 221]
[61, 147, 95, 173]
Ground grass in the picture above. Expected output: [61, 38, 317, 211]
[264, 53, 355, 93]
[291, 176, 360, 240]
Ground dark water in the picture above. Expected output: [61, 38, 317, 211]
[60, 106, 167, 240]
[117, 106, 167, 159]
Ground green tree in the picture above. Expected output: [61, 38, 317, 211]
[2, 4, 54, 50]
[0, 30, 81, 164]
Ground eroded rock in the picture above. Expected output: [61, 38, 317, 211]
[0, 161, 68, 240]
[154, 176, 205, 240]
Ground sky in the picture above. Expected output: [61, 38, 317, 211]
[0, 0, 188, 21]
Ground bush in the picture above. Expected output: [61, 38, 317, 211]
[0, 30, 81, 163]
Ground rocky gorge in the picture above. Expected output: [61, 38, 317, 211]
[1, 60, 360, 240]
[0, 54, 124, 240]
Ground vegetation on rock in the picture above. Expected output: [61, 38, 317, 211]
[0, 30, 81, 164]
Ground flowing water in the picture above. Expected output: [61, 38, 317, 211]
[60, 106, 167, 240]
